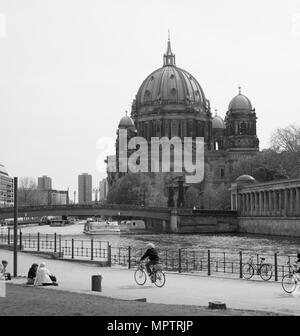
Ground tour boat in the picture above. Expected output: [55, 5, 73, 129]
[49, 217, 75, 227]
[83, 219, 121, 235]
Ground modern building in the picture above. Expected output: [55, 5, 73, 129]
[48, 190, 69, 205]
[36, 189, 69, 206]
[99, 178, 108, 201]
[78, 173, 92, 204]
[38, 175, 52, 190]
[0, 163, 14, 207]
[107, 37, 260, 207]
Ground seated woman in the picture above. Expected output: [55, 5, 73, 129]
[0, 260, 11, 280]
[34, 262, 58, 286]
[27, 263, 38, 285]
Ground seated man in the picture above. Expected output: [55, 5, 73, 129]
[27, 263, 38, 285]
[140, 243, 159, 282]
[0, 260, 11, 280]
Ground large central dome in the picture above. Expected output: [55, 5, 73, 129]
[135, 39, 207, 109]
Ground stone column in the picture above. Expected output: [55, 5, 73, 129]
[269, 191, 273, 217]
[241, 194, 245, 216]
[259, 191, 263, 216]
[247, 193, 250, 216]
[278, 190, 282, 216]
[263, 191, 267, 216]
[254, 192, 257, 216]
[273, 191, 277, 216]
[296, 187, 300, 216]
[290, 188, 295, 216]
[249, 193, 252, 216]
[284, 189, 288, 217]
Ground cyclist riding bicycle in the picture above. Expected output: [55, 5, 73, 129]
[140, 243, 159, 282]
[293, 253, 300, 279]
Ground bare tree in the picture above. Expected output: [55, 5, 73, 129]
[270, 125, 300, 153]
[18, 177, 39, 206]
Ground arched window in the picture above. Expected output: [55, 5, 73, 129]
[144, 90, 151, 102]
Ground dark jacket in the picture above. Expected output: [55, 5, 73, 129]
[141, 248, 159, 262]
[28, 267, 37, 279]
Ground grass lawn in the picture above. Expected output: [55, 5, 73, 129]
[0, 284, 281, 316]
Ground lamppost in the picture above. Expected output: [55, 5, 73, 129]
[13, 177, 18, 277]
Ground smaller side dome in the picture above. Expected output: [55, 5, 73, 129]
[118, 112, 135, 129]
[228, 87, 253, 112]
[236, 174, 256, 184]
[212, 114, 225, 129]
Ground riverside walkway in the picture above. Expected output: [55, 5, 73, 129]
[1, 249, 299, 315]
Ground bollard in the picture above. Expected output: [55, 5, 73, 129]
[239, 251, 243, 279]
[91, 274, 102, 292]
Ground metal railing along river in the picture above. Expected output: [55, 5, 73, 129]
[0, 229, 297, 281]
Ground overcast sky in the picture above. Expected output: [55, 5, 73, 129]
[0, 0, 300, 199]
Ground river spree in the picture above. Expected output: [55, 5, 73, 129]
[15, 223, 300, 255]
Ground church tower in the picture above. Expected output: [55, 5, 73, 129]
[225, 87, 259, 157]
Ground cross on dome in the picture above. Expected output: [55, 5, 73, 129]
[163, 31, 176, 66]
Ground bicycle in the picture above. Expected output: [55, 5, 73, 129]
[242, 256, 273, 281]
[134, 261, 166, 288]
[282, 261, 300, 294]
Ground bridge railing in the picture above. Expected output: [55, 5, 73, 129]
[0, 228, 295, 281]
[0, 203, 171, 214]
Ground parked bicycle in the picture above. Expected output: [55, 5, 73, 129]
[282, 261, 299, 294]
[242, 256, 273, 281]
[134, 261, 166, 288]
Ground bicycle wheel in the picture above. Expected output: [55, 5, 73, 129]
[154, 270, 166, 288]
[282, 274, 297, 294]
[259, 264, 273, 281]
[134, 269, 147, 286]
[242, 263, 254, 280]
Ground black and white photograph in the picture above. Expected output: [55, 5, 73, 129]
[1, 0, 300, 324]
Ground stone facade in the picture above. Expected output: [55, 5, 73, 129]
[107, 39, 260, 204]
[230, 176, 300, 237]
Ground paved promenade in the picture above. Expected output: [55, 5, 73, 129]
[1, 249, 299, 315]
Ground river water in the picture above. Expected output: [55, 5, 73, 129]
[13, 223, 300, 256]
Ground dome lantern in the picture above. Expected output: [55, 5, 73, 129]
[163, 31, 176, 67]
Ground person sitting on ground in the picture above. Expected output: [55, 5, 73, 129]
[0, 260, 11, 280]
[34, 262, 58, 286]
[140, 243, 159, 281]
[27, 263, 38, 285]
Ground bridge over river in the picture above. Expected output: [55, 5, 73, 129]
[0, 204, 238, 234]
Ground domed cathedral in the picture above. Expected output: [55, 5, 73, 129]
[107, 37, 260, 204]
[131, 37, 212, 147]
